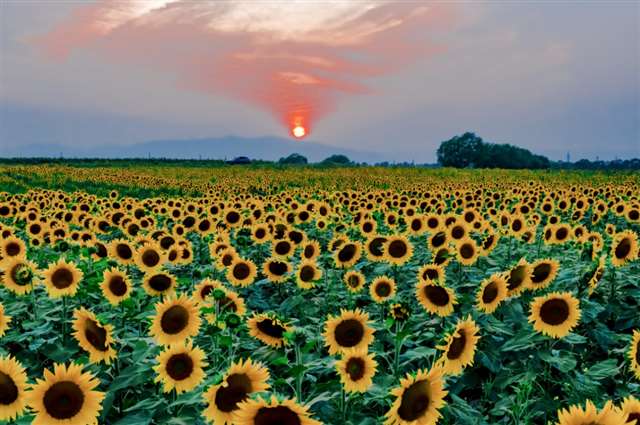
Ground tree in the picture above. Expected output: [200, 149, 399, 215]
[321, 154, 352, 165]
[278, 153, 308, 165]
[436, 132, 484, 168]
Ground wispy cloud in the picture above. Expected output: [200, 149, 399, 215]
[33, 0, 455, 136]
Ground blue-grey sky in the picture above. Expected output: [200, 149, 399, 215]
[1, 1, 638, 162]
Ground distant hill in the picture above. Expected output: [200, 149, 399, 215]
[1, 136, 386, 163]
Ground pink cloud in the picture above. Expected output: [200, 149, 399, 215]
[33, 1, 456, 137]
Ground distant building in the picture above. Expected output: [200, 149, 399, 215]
[226, 156, 251, 165]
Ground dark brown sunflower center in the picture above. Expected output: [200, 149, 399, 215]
[447, 330, 467, 360]
[275, 241, 291, 256]
[108, 275, 127, 297]
[368, 238, 386, 257]
[142, 250, 161, 268]
[483, 236, 495, 250]
[299, 266, 315, 282]
[636, 340, 640, 365]
[161, 305, 189, 334]
[116, 243, 133, 260]
[431, 233, 446, 248]
[166, 353, 194, 381]
[160, 236, 175, 250]
[221, 254, 234, 267]
[334, 319, 365, 347]
[451, 226, 465, 239]
[226, 211, 240, 224]
[214, 373, 252, 412]
[95, 243, 107, 258]
[51, 268, 74, 289]
[398, 380, 430, 421]
[388, 240, 407, 258]
[254, 406, 301, 425]
[233, 263, 251, 280]
[29, 223, 42, 234]
[338, 244, 357, 262]
[628, 412, 640, 423]
[347, 275, 361, 288]
[220, 296, 238, 312]
[84, 319, 108, 351]
[255, 229, 266, 239]
[422, 268, 439, 281]
[512, 220, 522, 232]
[375, 282, 392, 297]
[303, 245, 315, 259]
[424, 285, 450, 306]
[614, 238, 631, 259]
[43, 381, 84, 420]
[363, 222, 373, 232]
[200, 285, 214, 299]
[268, 261, 288, 276]
[540, 299, 570, 326]
[5, 242, 20, 257]
[149, 274, 172, 292]
[459, 244, 474, 259]
[257, 319, 285, 338]
[482, 281, 499, 304]
[507, 266, 527, 291]
[11, 264, 32, 286]
[555, 227, 568, 241]
[531, 263, 552, 284]
[410, 219, 422, 232]
[0, 371, 18, 405]
[345, 357, 366, 381]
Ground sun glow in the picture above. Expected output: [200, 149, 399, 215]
[292, 126, 306, 139]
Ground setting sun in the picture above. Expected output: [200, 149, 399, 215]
[292, 125, 306, 139]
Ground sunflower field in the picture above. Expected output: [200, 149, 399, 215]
[0, 164, 638, 425]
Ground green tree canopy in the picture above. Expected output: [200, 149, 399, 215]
[278, 153, 308, 165]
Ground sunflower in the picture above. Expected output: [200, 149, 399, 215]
[529, 292, 581, 339]
[0, 236, 26, 261]
[611, 230, 638, 267]
[100, 268, 131, 305]
[234, 395, 321, 425]
[555, 400, 627, 425]
[476, 274, 508, 314]
[335, 348, 378, 393]
[629, 329, 640, 380]
[505, 258, 532, 297]
[365, 236, 388, 262]
[384, 367, 447, 425]
[247, 313, 291, 348]
[343, 270, 366, 293]
[1, 257, 38, 295]
[263, 258, 291, 283]
[620, 395, 640, 424]
[42, 259, 83, 298]
[529, 258, 560, 290]
[27, 363, 104, 425]
[455, 238, 479, 266]
[296, 260, 322, 290]
[150, 295, 201, 346]
[71, 308, 117, 365]
[227, 258, 257, 287]
[588, 255, 607, 295]
[192, 278, 223, 304]
[143, 271, 176, 297]
[134, 242, 167, 272]
[216, 247, 238, 270]
[272, 239, 294, 258]
[202, 358, 270, 424]
[370, 276, 396, 303]
[428, 231, 448, 251]
[383, 235, 413, 266]
[0, 303, 10, 338]
[108, 239, 135, 264]
[324, 309, 374, 355]
[436, 316, 480, 375]
[0, 355, 28, 422]
[251, 223, 271, 243]
[334, 241, 362, 268]
[432, 247, 452, 267]
[416, 281, 457, 317]
[300, 240, 321, 261]
[416, 264, 446, 285]
[154, 341, 207, 393]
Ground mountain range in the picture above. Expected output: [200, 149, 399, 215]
[1, 136, 390, 163]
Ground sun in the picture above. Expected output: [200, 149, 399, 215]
[292, 126, 306, 139]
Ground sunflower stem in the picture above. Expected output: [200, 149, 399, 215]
[340, 387, 347, 422]
[30, 283, 38, 321]
[294, 342, 304, 403]
[61, 295, 68, 345]
[393, 320, 403, 377]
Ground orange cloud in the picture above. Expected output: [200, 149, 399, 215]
[33, 1, 455, 137]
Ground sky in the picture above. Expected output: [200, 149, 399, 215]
[1, 0, 638, 162]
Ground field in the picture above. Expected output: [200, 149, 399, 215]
[0, 164, 638, 425]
